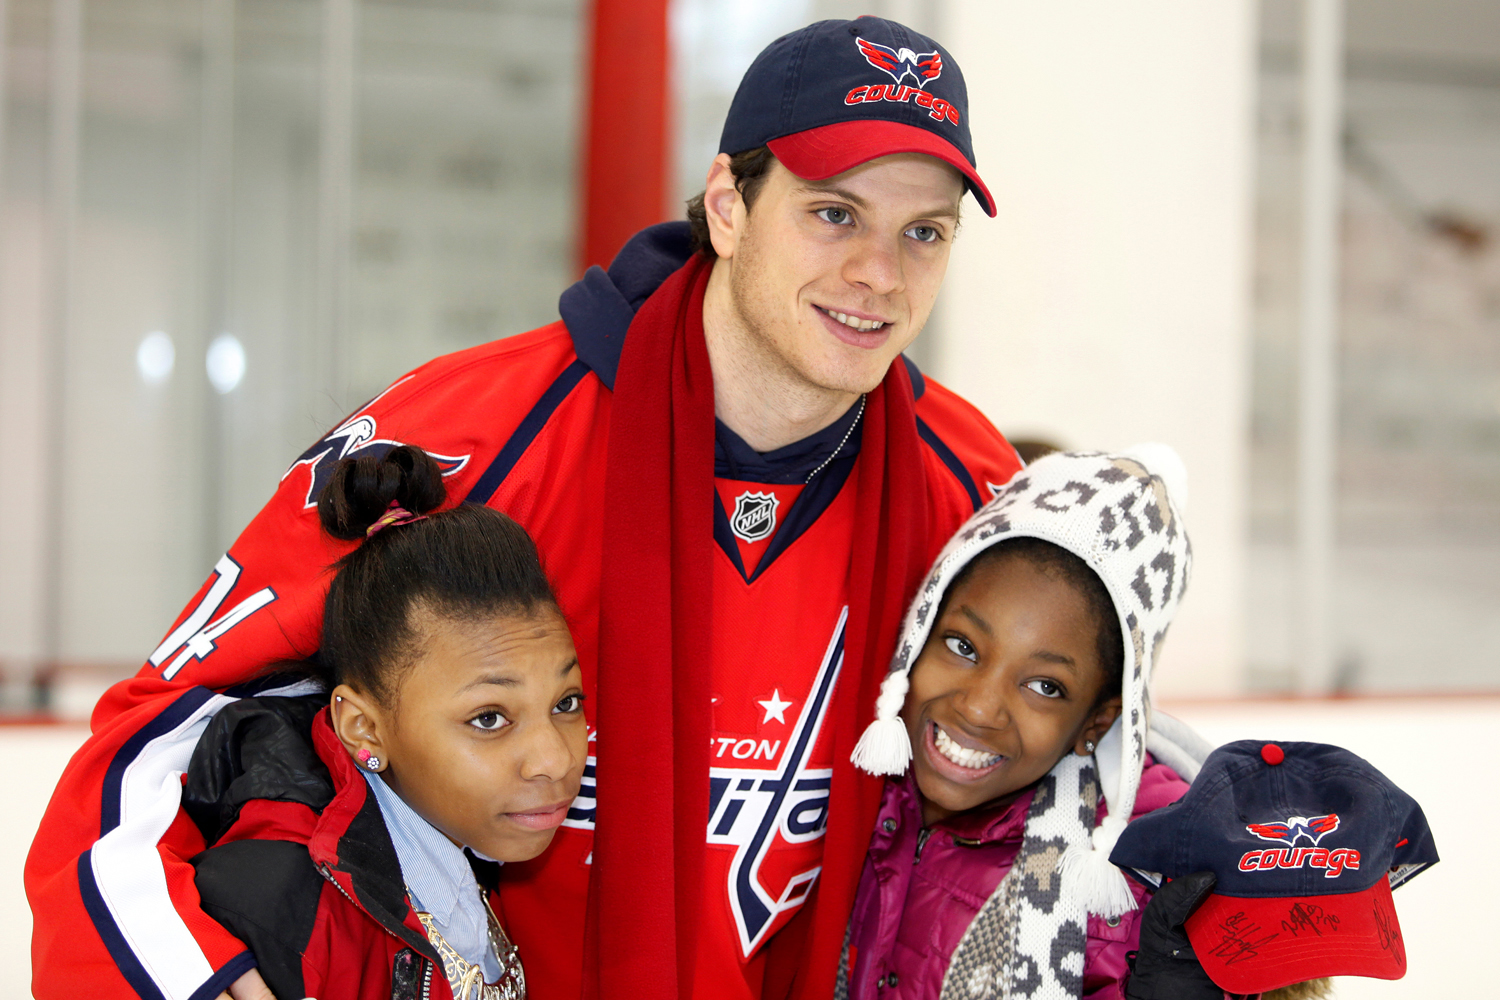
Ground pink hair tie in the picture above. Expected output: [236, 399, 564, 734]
[366, 500, 427, 538]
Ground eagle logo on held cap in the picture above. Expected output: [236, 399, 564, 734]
[856, 37, 943, 89]
[1246, 813, 1341, 847]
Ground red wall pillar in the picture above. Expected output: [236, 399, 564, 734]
[579, 0, 672, 273]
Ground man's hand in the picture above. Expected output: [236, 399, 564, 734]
[214, 968, 278, 1000]
[1126, 870, 1225, 1000]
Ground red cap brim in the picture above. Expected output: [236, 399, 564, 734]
[1185, 877, 1407, 994]
[767, 120, 996, 217]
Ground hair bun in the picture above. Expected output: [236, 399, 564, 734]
[317, 443, 447, 540]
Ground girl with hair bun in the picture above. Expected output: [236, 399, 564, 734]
[184, 444, 585, 1000]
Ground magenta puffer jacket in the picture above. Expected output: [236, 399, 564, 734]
[846, 756, 1189, 1000]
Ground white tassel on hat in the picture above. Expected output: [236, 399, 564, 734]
[1057, 711, 1142, 916]
[850, 670, 912, 775]
[1059, 813, 1138, 918]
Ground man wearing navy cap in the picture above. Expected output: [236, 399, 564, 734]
[689, 15, 995, 453]
[27, 18, 1021, 1000]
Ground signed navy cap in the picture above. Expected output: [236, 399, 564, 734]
[1111, 740, 1438, 993]
[719, 17, 996, 217]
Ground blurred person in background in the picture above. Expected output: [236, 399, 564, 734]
[27, 16, 1025, 1000]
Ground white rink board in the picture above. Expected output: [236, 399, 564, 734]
[1, 726, 90, 1000]
[1, 700, 1491, 998]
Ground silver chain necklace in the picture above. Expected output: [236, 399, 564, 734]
[804, 394, 866, 484]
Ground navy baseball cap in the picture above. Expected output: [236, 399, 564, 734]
[718, 17, 996, 217]
[1110, 740, 1438, 994]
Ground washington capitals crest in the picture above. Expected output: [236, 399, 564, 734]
[856, 37, 943, 89]
[1246, 814, 1341, 847]
[282, 378, 471, 508]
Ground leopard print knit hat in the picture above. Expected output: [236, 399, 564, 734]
[851, 445, 1194, 918]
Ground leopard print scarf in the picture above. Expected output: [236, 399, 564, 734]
[937, 753, 1101, 1000]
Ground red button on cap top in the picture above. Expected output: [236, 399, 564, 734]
[1261, 743, 1285, 765]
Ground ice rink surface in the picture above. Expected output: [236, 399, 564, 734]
[1, 698, 1491, 998]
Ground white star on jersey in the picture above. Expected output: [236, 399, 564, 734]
[756, 690, 793, 725]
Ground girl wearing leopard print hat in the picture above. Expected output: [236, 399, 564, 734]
[840, 446, 1213, 1000]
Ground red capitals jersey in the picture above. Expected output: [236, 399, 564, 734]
[25, 225, 1021, 1000]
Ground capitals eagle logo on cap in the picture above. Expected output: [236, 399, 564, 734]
[856, 37, 942, 89]
[1246, 813, 1341, 847]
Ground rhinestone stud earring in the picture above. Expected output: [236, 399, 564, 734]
[1084, 740, 1096, 754]
[356, 748, 382, 771]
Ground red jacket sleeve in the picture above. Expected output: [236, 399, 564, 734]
[24, 323, 582, 1000]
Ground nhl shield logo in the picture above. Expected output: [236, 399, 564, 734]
[731, 490, 780, 543]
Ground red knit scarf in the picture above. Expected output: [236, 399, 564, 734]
[590, 254, 930, 999]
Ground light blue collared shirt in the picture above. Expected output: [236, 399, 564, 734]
[364, 771, 501, 980]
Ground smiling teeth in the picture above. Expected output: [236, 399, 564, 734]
[824, 308, 885, 332]
[934, 726, 1001, 769]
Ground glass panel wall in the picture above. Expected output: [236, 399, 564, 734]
[1249, 0, 1500, 693]
[0, 0, 582, 714]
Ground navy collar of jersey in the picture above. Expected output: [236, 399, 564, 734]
[559, 222, 695, 393]
[715, 403, 862, 485]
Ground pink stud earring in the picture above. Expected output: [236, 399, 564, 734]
[356, 748, 382, 771]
